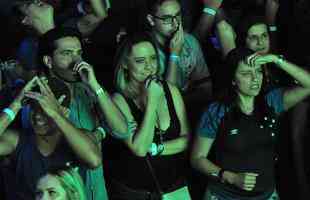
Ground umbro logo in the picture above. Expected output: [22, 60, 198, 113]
[229, 129, 239, 135]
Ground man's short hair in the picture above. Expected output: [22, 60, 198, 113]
[37, 27, 82, 73]
[146, 0, 180, 15]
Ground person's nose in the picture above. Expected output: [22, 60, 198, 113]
[257, 36, 264, 45]
[144, 59, 153, 70]
[251, 71, 259, 81]
[37, 192, 50, 200]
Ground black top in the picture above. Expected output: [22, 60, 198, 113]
[9, 129, 78, 200]
[108, 81, 187, 192]
[211, 106, 279, 197]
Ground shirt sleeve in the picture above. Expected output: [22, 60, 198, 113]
[265, 88, 285, 115]
[187, 34, 210, 81]
[196, 103, 225, 138]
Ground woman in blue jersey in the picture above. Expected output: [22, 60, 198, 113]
[191, 47, 310, 200]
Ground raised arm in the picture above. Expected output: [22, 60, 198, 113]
[112, 80, 164, 157]
[0, 76, 38, 156]
[25, 78, 102, 169]
[0, 76, 38, 135]
[215, 19, 236, 58]
[193, 0, 223, 42]
[253, 54, 310, 110]
[166, 23, 184, 87]
[73, 61, 128, 137]
[265, 0, 279, 52]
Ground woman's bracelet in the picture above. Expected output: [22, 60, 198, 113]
[149, 142, 165, 156]
[149, 142, 158, 156]
[203, 7, 217, 16]
[2, 108, 16, 122]
[275, 55, 285, 66]
[269, 25, 277, 32]
[95, 87, 105, 96]
[169, 53, 180, 63]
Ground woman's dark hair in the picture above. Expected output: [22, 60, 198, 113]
[217, 47, 267, 106]
[215, 47, 273, 134]
[217, 47, 269, 126]
[236, 15, 267, 47]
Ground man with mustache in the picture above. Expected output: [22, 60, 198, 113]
[146, 0, 212, 98]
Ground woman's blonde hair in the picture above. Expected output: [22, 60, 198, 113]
[40, 167, 87, 200]
[114, 32, 159, 94]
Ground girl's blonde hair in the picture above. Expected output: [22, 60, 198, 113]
[40, 167, 87, 200]
[114, 32, 159, 94]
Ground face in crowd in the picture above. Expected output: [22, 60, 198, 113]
[18, 0, 53, 27]
[44, 36, 83, 82]
[125, 41, 158, 83]
[35, 174, 67, 200]
[149, 0, 182, 39]
[245, 23, 270, 54]
[233, 60, 264, 98]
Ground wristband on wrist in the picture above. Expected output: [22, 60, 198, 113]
[2, 108, 16, 122]
[169, 53, 180, 63]
[96, 127, 106, 141]
[203, 7, 217, 16]
[95, 87, 105, 96]
[275, 55, 285, 65]
[149, 142, 158, 156]
[269, 25, 277, 32]
[157, 143, 165, 155]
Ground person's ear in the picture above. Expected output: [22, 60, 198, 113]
[232, 81, 236, 86]
[43, 55, 52, 69]
[147, 14, 155, 26]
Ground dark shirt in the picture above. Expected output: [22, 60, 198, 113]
[197, 89, 284, 197]
[9, 130, 78, 200]
[108, 81, 187, 193]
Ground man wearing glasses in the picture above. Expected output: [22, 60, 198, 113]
[146, 0, 212, 102]
[146, 0, 212, 132]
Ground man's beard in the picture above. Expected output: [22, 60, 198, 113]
[52, 63, 81, 83]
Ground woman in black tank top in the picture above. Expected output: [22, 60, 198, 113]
[108, 32, 192, 199]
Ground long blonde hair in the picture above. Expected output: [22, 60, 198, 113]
[114, 32, 159, 95]
[39, 167, 87, 200]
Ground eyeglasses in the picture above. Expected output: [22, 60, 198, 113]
[152, 11, 182, 25]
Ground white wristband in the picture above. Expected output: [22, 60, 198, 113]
[169, 53, 180, 63]
[203, 7, 217, 16]
[269, 26, 277, 32]
[149, 143, 158, 156]
[96, 127, 106, 140]
[2, 108, 16, 122]
[95, 87, 105, 96]
[275, 55, 285, 65]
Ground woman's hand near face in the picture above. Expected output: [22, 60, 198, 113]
[246, 53, 279, 67]
[145, 77, 164, 101]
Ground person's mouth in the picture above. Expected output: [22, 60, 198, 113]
[250, 84, 260, 90]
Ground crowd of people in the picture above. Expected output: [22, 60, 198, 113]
[0, 0, 309, 200]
